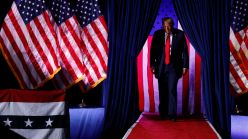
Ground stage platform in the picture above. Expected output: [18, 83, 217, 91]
[69, 108, 248, 139]
[231, 115, 248, 139]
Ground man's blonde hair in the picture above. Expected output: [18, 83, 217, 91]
[162, 17, 174, 27]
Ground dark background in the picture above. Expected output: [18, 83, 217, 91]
[0, 0, 246, 113]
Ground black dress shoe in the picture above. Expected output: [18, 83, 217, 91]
[171, 117, 176, 121]
[168, 115, 176, 121]
[159, 114, 167, 120]
[159, 112, 168, 119]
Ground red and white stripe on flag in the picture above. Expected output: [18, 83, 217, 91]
[0, 2, 61, 89]
[229, 27, 248, 94]
[52, 15, 108, 91]
[79, 15, 108, 91]
[0, 89, 67, 139]
[48, 0, 108, 90]
[53, 15, 88, 88]
[137, 24, 203, 115]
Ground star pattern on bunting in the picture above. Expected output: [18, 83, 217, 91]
[3, 118, 12, 127]
[24, 118, 33, 127]
[45, 118, 53, 127]
[0, 115, 65, 129]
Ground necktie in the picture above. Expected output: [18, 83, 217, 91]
[165, 34, 170, 64]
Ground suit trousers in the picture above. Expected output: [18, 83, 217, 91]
[158, 64, 179, 118]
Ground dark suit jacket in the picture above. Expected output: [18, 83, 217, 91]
[150, 28, 189, 78]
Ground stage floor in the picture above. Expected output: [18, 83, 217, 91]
[122, 113, 248, 139]
[123, 112, 219, 139]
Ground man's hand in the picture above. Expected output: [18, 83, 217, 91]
[151, 67, 156, 74]
[183, 68, 188, 75]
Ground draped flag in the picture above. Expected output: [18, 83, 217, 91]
[229, 0, 248, 94]
[48, 0, 108, 90]
[0, 0, 61, 89]
[0, 0, 108, 91]
[137, 22, 204, 115]
[48, 0, 88, 89]
[0, 89, 67, 139]
[74, 0, 108, 91]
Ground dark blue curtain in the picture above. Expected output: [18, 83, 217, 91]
[173, 0, 231, 138]
[102, 0, 161, 138]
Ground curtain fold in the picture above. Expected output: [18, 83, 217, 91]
[102, 0, 161, 138]
[173, 0, 232, 138]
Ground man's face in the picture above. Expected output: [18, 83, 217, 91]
[163, 21, 172, 34]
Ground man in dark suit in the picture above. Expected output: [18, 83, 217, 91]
[150, 17, 189, 120]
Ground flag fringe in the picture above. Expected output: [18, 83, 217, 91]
[0, 45, 24, 88]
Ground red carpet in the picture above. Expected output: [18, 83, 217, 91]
[124, 113, 220, 139]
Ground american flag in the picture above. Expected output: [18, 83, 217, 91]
[48, 0, 108, 90]
[0, 89, 67, 139]
[229, 0, 248, 94]
[74, 0, 108, 91]
[137, 23, 204, 115]
[0, 0, 61, 89]
[48, 0, 87, 89]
